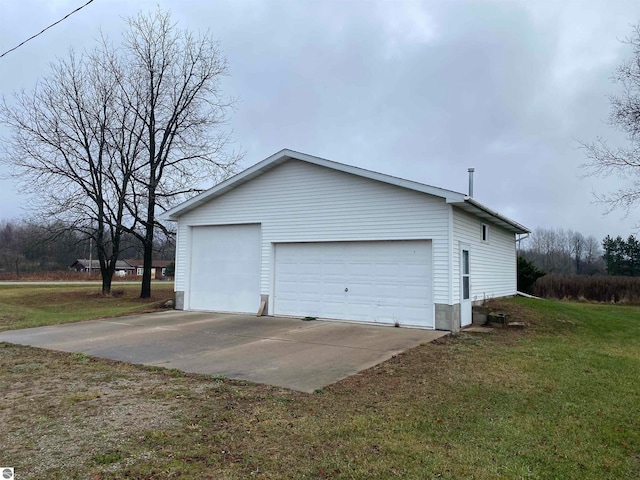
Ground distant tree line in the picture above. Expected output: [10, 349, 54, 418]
[518, 228, 640, 297]
[0, 218, 174, 277]
[519, 227, 606, 276]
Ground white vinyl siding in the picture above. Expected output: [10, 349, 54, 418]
[175, 160, 450, 306]
[452, 207, 516, 303]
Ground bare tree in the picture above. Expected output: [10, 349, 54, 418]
[0, 51, 131, 294]
[583, 235, 602, 266]
[101, 9, 240, 298]
[0, 218, 91, 275]
[569, 230, 585, 274]
[523, 227, 573, 273]
[581, 24, 640, 217]
[521, 227, 606, 275]
[0, 220, 24, 277]
[1, 8, 239, 296]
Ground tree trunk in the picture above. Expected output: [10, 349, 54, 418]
[140, 238, 153, 298]
[140, 190, 156, 299]
[95, 212, 113, 296]
[101, 271, 113, 296]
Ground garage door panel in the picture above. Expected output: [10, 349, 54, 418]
[403, 262, 429, 275]
[374, 264, 403, 277]
[404, 284, 430, 297]
[349, 266, 375, 276]
[323, 303, 347, 318]
[274, 241, 433, 328]
[189, 225, 260, 313]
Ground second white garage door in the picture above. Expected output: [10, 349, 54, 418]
[274, 241, 433, 328]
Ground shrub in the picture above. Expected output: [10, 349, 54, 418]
[517, 256, 545, 294]
[533, 274, 640, 303]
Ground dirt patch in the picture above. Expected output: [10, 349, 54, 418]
[1, 299, 638, 479]
[0, 345, 185, 478]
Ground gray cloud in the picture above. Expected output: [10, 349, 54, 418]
[1, 0, 639, 240]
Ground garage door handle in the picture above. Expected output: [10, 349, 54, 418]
[344, 287, 349, 292]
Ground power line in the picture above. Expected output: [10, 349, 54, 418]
[0, 0, 95, 59]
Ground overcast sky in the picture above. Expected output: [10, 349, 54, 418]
[1, 0, 639, 241]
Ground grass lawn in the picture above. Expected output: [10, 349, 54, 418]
[0, 283, 175, 332]
[0, 295, 639, 479]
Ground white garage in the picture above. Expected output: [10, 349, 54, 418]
[274, 241, 433, 328]
[164, 149, 529, 332]
[188, 224, 260, 313]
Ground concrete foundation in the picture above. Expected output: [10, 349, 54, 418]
[472, 305, 489, 325]
[175, 291, 185, 310]
[435, 303, 461, 332]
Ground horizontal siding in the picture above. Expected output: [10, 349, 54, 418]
[175, 160, 451, 304]
[452, 207, 516, 302]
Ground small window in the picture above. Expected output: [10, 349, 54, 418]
[462, 250, 469, 275]
[482, 224, 489, 242]
[137, 267, 144, 276]
[463, 277, 470, 300]
[462, 249, 470, 300]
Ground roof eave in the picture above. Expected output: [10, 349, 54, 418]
[448, 197, 530, 234]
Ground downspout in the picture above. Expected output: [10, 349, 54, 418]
[515, 232, 530, 296]
[448, 204, 454, 307]
[516, 233, 530, 254]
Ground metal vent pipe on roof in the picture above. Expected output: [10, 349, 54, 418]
[468, 168, 475, 197]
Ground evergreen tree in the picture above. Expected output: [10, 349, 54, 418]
[517, 256, 546, 294]
[602, 234, 640, 276]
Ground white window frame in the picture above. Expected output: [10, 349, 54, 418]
[482, 224, 489, 242]
[462, 249, 470, 300]
[136, 267, 144, 276]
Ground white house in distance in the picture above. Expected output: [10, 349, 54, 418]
[162, 149, 529, 332]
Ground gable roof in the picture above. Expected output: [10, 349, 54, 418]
[161, 149, 529, 234]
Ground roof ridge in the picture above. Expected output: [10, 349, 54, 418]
[281, 148, 466, 197]
[160, 149, 528, 233]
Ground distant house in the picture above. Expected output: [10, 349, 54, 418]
[69, 259, 135, 277]
[125, 259, 173, 279]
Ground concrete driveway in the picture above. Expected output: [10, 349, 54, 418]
[0, 311, 447, 392]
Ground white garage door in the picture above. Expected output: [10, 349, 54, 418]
[274, 241, 433, 328]
[189, 224, 260, 313]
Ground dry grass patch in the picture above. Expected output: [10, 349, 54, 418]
[0, 284, 174, 331]
[1, 297, 639, 479]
